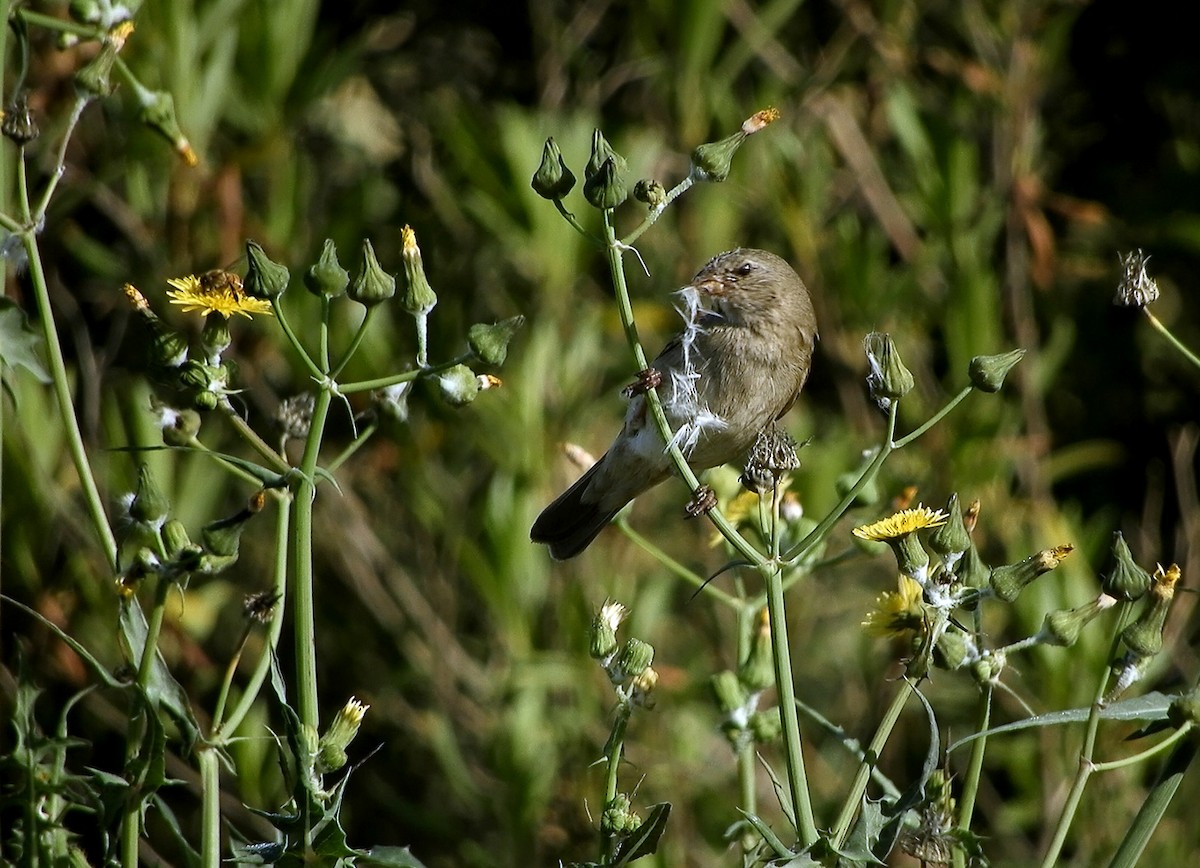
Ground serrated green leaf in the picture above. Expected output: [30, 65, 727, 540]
[611, 802, 670, 865]
[0, 299, 51, 382]
[739, 811, 791, 859]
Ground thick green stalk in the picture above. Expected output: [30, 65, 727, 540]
[600, 708, 631, 862]
[763, 562, 818, 845]
[198, 747, 221, 868]
[953, 685, 992, 868]
[829, 678, 915, 849]
[292, 389, 333, 730]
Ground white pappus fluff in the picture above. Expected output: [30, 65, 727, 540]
[665, 285, 728, 455]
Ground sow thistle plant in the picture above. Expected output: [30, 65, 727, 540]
[0, 8, 521, 867]
[531, 112, 1195, 868]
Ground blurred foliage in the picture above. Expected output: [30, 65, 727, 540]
[3, 0, 1199, 865]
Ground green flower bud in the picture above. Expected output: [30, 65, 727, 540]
[691, 130, 747, 183]
[75, 44, 118, 99]
[710, 670, 748, 716]
[149, 319, 188, 370]
[970, 650, 1006, 686]
[316, 696, 369, 774]
[1041, 594, 1117, 647]
[530, 137, 576, 200]
[737, 607, 775, 693]
[304, 239, 349, 298]
[138, 89, 197, 166]
[585, 129, 627, 181]
[399, 226, 436, 316]
[179, 360, 223, 408]
[929, 494, 971, 560]
[129, 464, 169, 527]
[2, 94, 39, 146]
[162, 520, 192, 557]
[633, 179, 666, 207]
[1101, 531, 1152, 601]
[436, 364, 481, 407]
[583, 156, 628, 210]
[933, 627, 971, 670]
[116, 547, 159, 597]
[69, 0, 104, 24]
[349, 239, 396, 308]
[864, 332, 915, 408]
[589, 600, 627, 660]
[468, 316, 525, 366]
[630, 666, 658, 707]
[244, 241, 290, 300]
[201, 315, 232, 362]
[160, 407, 201, 447]
[601, 794, 641, 837]
[968, 349, 1025, 393]
[372, 382, 412, 425]
[748, 709, 783, 744]
[1122, 564, 1181, 658]
[615, 638, 654, 680]
[989, 545, 1074, 602]
[200, 491, 265, 559]
[956, 543, 990, 595]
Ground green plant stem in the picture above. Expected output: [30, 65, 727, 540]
[1040, 632, 1117, 867]
[620, 176, 695, 247]
[338, 352, 473, 394]
[1091, 724, 1193, 772]
[953, 685, 992, 868]
[736, 737, 757, 854]
[198, 746, 221, 868]
[326, 421, 378, 475]
[318, 296, 332, 371]
[214, 497, 291, 739]
[15, 8, 99, 39]
[329, 307, 377, 379]
[292, 389, 333, 731]
[32, 97, 87, 224]
[783, 406, 896, 564]
[892, 386, 973, 448]
[271, 296, 324, 382]
[829, 678, 915, 850]
[21, 232, 118, 568]
[553, 199, 597, 242]
[210, 622, 254, 733]
[601, 707, 631, 862]
[218, 399, 290, 474]
[1143, 309, 1200, 372]
[763, 561, 818, 846]
[615, 517, 741, 609]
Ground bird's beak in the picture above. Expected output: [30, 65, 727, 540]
[693, 276, 726, 297]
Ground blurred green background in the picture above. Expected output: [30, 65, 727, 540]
[3, 0, 1199, 865]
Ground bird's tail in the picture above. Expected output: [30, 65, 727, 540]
[530, 457, 623, 560]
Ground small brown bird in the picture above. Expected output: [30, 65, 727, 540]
[531, 248, 817, 559]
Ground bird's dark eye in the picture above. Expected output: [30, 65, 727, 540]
[737, 262, 754, 276]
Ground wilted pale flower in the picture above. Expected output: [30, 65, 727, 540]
[1115, 249, 1160, 307]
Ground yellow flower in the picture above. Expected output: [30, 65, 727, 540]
[853, 505, 948, 541]
[863, 575, 925, 637]
[166, 273, 273, 319]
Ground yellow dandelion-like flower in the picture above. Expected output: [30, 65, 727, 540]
[166, 274, 273, 319]
[853, 505, 948, 541]
[863, 575, 925, 638]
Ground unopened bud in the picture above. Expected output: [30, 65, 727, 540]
[633, 179, 666, 207]
[971, 650, 1006, 686]
[244, 241, 290, 300]
[530, 137, 576, 200]
[601, 794, 641, 837]
[748, 710, 782, 743]
[2, 94, 39, 145]
[589, 600, 628, 660]
[710, 670, 748, 715]
[615, 638, 654, 680]
[585, 129, 627, 182]
[583, 156, 628, 210]
[316, 696, 369, 774]
[304, 239, 349, 298]
[349, 239, 396, 308]
[468, 316, 525, 366]
[989, 545, 1074, 602]
[1121, 564, 1181, 658]
[436, 364, 480, 407]
[201, 315, 232, 363]
[928, 493, 971, 562]
[864, 332, 914, 409]
[399, 226, 436, 316]
[1041, 594, 1116, 647]
[690, 108, 779, 182]
[75, 44, 118, 99]
[1101, 531, 1152, 601]
[968, 349, 1026, 393]
[934, 627, 971, 670]
[129, 464, 169, 527]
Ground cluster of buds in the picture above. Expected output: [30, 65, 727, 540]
[857, 493, 1120, 685]
[710, 607, 781, 748]
[531, 108, 780, 213]
[117, 476, 269, 597]
[589, 601, 659, 709]
[863, 333, 1026, 412]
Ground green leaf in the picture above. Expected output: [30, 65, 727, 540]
[1, 595, 125, 688]
[738, 811, 791, 859]
[833, 797, 887, 865]
[359, 846, 429, 867]
[0, 298, 51, 382]
[611, 802, 671, 865]
[118, 599, 201, 748]
[948, 692, 1175, 753]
